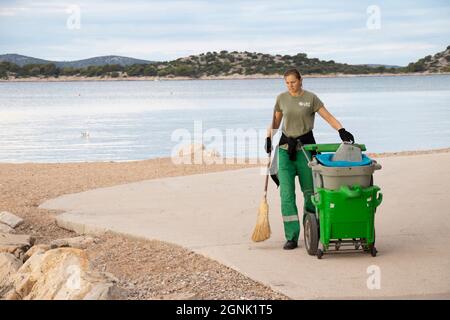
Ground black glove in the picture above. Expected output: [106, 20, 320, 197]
[338, 128, 355, 143]
[264, 137, 272, 154]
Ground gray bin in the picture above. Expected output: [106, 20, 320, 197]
[309, 159, 382, 190]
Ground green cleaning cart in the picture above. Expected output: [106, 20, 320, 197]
[301, 143, 383, 259]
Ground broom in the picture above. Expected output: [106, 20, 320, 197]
[252, 118, 276, 242]
[251, 154, 272, 242]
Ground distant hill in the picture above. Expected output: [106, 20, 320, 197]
[406, 46, 450, 73]
[56, 55, 155, 68]
[0, 51, 401, 77]
[0, 54, 50, 66]
[0, 54, 155, 67]
[1, 46, 449, 79]
[156, 50, 401, 77]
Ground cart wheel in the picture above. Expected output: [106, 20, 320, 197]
[317, 249, 323, 259]
[304, 213, 319, 256]
[370, 246, 377, 257]
[354, 238, 360, 250]
[364, 230, 377, 252]
[335, 239, 342, 251]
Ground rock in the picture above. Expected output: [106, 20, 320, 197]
[7, 247, 126, 300]
[202, 149, 222, 164]
[0, 223, 14, 233]
[203, 149, 221, 158]
[0, 232, 35, 259]
[0, 211, 24, 228]
[0, 252, 23, 297]
[82, 276, 126, 300]
[10, 249, 45, 299]
[50, 236, 98, 249]
[177, 143, 205, 157]
[3, 290, 20, 300]
[23, 244, 51, 262]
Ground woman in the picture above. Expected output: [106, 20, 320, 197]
[265, 68, 355, 250]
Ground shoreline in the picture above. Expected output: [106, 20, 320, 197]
[1, 72, 450, 83]
[1, 147, 449, 165]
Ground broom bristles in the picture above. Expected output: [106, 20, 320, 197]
[251, 197, 271, 242]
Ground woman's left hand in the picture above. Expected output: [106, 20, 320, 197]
[338, 128, 355, 143]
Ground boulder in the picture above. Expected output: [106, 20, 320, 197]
[7, 247, 125, 300]
[177, 143, 205, 157]
[202, 149, 223, 165]
[50, 236, 98, 249]
[0, 252, 23, 297]
[0, 223, 14, 233]
[23, 244, 51, 262]
[0, 212, 24, 229]
[203, 149, 221, 158]
[10, 249, 45, 299]
[0, 232, 34, 259]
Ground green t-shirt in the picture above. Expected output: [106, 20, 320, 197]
[274, 89, 324, 138]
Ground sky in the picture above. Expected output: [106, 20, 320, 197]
[0, 0, 449, 66]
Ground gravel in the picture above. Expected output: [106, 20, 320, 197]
[0, 157, 288, 300]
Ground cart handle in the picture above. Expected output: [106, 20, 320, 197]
[312, 186, 382, 207]
[340, 185, 362, 198]
[373, 160, 382, 170]
[311, 194, 321, 207]
[375, 191, 383, 207]
[303, 143, 366, 152]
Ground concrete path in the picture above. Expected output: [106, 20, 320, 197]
[41, 153, 450, 299]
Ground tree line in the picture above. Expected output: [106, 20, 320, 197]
[0, 50, 435, 80]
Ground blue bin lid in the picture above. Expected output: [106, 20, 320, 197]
[315, 153, 372, 167]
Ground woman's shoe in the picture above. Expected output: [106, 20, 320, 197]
[283, 240, 298, 250]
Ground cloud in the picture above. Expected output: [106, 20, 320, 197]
[0, 6, 28, 16]
[0, 0, 449, 65]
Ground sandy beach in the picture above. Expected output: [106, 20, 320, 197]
[1, 147, 449, 299]
[0, 157, 285, 299]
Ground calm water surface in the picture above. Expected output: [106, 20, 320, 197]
[0, 75, 449, 162]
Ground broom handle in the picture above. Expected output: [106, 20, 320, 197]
[264, 106, 277, 197]
[263, 155, 270, 196]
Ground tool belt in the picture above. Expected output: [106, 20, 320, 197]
[279, 131, 316, 161]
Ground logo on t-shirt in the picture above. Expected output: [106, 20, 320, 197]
[298, 101, 311, 107]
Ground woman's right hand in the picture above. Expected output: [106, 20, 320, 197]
[265, 137, 272, 154]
